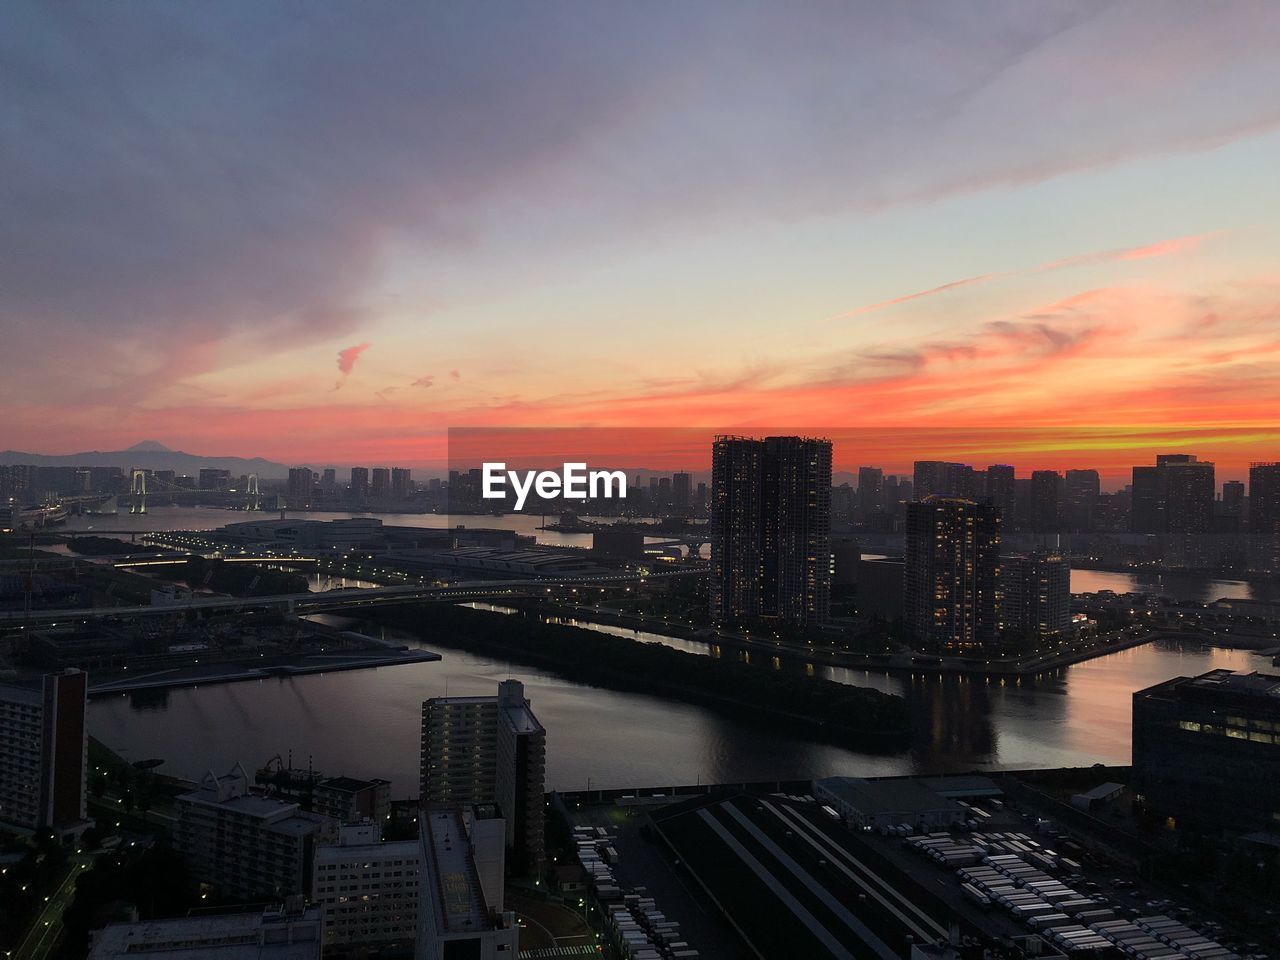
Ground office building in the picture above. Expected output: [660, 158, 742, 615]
[1001, 553, 1071, 640]
[1063, 468, 1100, 532]
[671, 471, 691, 514]
[857, 466, 884, 517]
[985, 464, 1016, 521]
[1221, 479, 1245, 517]
[857, 557, 905, 622]
[89, 901, 320, 960]
[709, 435, 833, 627]
[371, 467, 391, 500]
[286, 467, 315, 510]
[1133, 669, 1280, 830]
[420, 680, 546, 873]
[1249, 462, 1280, 574]
[175, 763, 332, 901]
[198, 467, 232, 490]
[830, 533, 860, 586]
[913, 461, 965, 500]
[0, 669, 89, 839]
[350, 466, 369, 500]
[311, 776, 391, 826]
[1131, 455, 1214, 533]
[1163, 456, 1215, 567]
[1029, 470, 1060, 535]
[417, 807, 518, 960]
[312, 822, 418, 951]
[904, 497, 1001, 652]
[391, 467, 413, 500]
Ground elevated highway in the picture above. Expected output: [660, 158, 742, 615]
[0, 566, 706, 626]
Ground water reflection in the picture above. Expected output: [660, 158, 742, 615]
[87, 611, 1270, 793]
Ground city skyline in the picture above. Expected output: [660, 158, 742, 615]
[5, 5, 1280, 958]
[4, 3, 1280, 467]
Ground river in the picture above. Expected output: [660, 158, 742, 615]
[70, 505, 1277, 794]
[86, 615, 1271, 797]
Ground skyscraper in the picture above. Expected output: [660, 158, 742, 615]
[350, 466, 369, 500]
[913, 460, 965, 500]
[1063, 468, 1100, 532]
[709, 435, 832, 627]
[1221, 479, 1245, 517]
[985, 464, 1016, 523]
[391, 467, 412, 500]
[671, 471, 692, 514]
[1249, 462, 1280, 574]
[903, 497, 1001, 652]
[1030, 470, 1061, 535]
[1130, 455, 1215, 553]
[419, 680, 545, 874]
[286, 467, 314, 509]
[1162, 456, 1215, 568]
[371, 467, 391, 500]
[857, 466, 884, 517]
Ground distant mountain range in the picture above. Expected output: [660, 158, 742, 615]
[0, 441, 293, 479]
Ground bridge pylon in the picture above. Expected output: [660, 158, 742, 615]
[129, 469, 147, 515]
[246, 473, 261, 511]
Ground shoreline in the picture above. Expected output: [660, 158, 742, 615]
[85, 648, 440, 698]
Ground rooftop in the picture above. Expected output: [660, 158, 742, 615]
[1187, 669, 1280, 696]
[1140, 668, 1280, 703]
[816, 777, 963, 816]
[421, 807, 491, 935]
[317, 775, 383, 793]
[88, 905, 320, 960]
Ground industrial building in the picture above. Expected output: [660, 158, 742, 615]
[814, 777, 966, 832]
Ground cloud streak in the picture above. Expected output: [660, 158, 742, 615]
[827, 232, 1215, 324]
[333, 342, 372, 390]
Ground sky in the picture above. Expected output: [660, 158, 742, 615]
[3, 1, 1280, 481]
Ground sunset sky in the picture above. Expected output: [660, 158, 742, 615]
[3, 2, 1280, 480]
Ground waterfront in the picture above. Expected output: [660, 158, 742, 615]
[87, 621, 1269, 796]
[62, 505, 1280, 601]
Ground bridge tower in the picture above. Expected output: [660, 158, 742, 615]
[246, 473, 261, 511]
[129, 469, 147, 515]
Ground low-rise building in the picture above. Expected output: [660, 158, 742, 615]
[311, 776, 391, 826]
[417, 807, 518, 960]
[89, 900, 320, 960]
[176, 763, 332, 901]
[312, 822, 418, 951]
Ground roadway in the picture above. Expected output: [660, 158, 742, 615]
[0, 567, 706, 625]
[11, 853, 94, 960]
